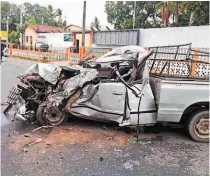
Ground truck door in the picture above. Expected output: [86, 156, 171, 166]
[93, 81, 129, 124]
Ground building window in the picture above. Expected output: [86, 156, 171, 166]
[30, 36, 32, 43]
[26, 36, 28, 42]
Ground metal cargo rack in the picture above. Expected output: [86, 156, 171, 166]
[147, 43, 210, 79]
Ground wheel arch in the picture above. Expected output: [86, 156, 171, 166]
[180, 101, 209, 123]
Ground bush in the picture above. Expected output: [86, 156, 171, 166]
[9, 31, 20, 45]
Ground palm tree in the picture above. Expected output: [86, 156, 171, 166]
[91, 17, 101, 30]
[48, 5, 53, 14]
[155, 1, 187, 27]
[56, 8, 62, 18]
[155, 1, 171, 27]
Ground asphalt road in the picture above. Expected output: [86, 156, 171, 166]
[1, 57, 209, 176]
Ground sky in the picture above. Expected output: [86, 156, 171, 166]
[8, 0, 113, 29]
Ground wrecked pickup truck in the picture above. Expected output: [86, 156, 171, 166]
[4, 44, 209, 142]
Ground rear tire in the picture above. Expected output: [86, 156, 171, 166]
[186, 110, 209, 143]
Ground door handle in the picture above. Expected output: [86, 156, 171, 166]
[112, 91, 122, 95]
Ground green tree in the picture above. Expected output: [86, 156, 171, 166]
[91, 17, 101, 29]
[56, 8, 62, 18]
[16, 23, 26, 46]
[1, 1, 20, 30]
[155, 1, 188, 27]
[105, 1, 209, 29]
[27, 16, 37, 24]
[186, 1, 209, 26]
[155, 1, 171, 27]
[105, 1, 161, 29]
[155, 1, 209, 27]
[8, 30, 19, 44]
[1, 1, 67, 29]
[63, 20, 67, 27]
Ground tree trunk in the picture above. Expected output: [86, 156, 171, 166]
[172, 14, 175, 25]
[164, 20, 167, 27]
[175, 1, 179, 26]
[189, 11, 195, 26]
[21, 33, 24, 49]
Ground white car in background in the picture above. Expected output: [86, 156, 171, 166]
[3, 47, 9, 57]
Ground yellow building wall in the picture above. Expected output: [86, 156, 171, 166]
[66, 25, 82, 32]
[0, 31, 8, 40]
[24, 27, 37, 46]
[76, 33, 91, 47]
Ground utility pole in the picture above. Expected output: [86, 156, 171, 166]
[41, 17, 44, 25]
[133, 1, 136, 29]
[20, 8, 23, 47]
[6, 16, 9, 48]
[20, 9, 23, 25]
[82, 1, 86, 47]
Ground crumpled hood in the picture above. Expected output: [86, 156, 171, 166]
[24, 63, 83, 85]
[63, 68, 98, 96]
[25, 63, 62, 85]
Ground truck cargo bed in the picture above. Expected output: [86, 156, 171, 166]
[149, 75, 209, 122]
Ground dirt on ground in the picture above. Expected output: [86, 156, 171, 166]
[8, 121, 132, 153]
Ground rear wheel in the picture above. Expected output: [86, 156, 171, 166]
[36, 105, 68, 126]
[187, 110, 209, 143]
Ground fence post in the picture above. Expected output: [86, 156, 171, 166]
[190, 48, 198, 76]
[79, 47, 85, 61]
[27, 46, 29, 58]
[65, 48, 69, 60]
[89, 31, 93, 47]
[9, 43, 12, 56]
[38, 47, 40, 60]
[17, 45, 20, 56]
[73, 33, 76, 47]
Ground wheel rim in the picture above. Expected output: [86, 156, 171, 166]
[194, 117, 209, 139]
[43, 105, 65, 126]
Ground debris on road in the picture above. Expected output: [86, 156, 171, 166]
[13, 130, 19, 135]
[32, 126, 55, 132]
[123, 161, 133, 170]
[129, 160, 140, 166]
[1, 102, 8, 106]
[99, 157, 104, 161]
[23, 133, 31, 138]
[139, 141, 152, 145]
[9, 123, 131, 155]
[114, 148, 122, 152]
[22, 147, 28, 153]
[21, 138, 43, 152]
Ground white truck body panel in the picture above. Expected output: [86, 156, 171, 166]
[150, 76, 209, 122]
